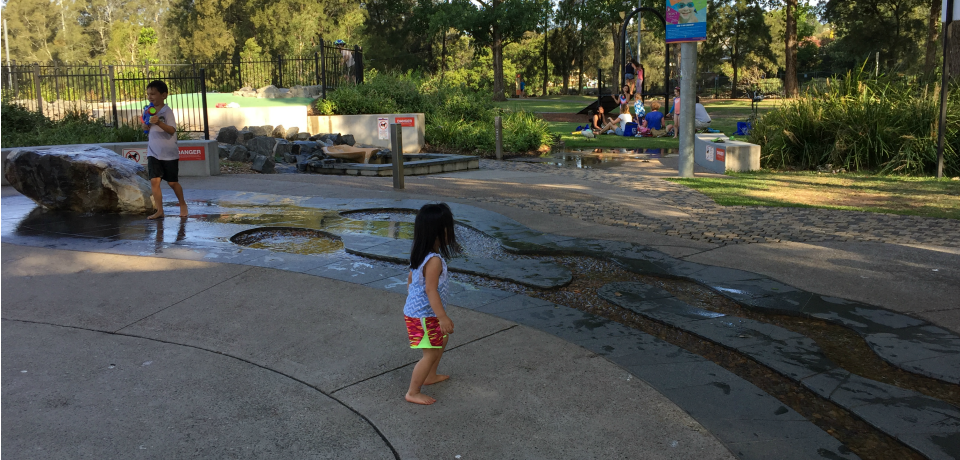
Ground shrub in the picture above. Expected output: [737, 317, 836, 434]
[750, 69, 959, 176]
[2, 102, 148, 148]
[317, 71, 551, 154]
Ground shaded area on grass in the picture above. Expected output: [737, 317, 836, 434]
[667, 171, 960, 220]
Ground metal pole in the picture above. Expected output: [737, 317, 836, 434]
[3, 19, 12, 91]
[32, 63, 43, 116]
[108, 65, 118, 128]
[678, 42, 697, 178]
[200, 68, 210, 140]
[320, 39, 327, 99]
[495, 115, 503, 160]
[391, 123, 404, 189]
[314, 52, 320, 86]
[936, 0, 954, 179]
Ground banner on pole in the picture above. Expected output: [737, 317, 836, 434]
[666, 0, 707, 43]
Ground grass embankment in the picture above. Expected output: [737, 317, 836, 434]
[668, 171, 960, 220]
[495, 96, 778, 150]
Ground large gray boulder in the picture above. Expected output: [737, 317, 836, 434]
[236, 130, 256, 145]
[216, 126, 239, 144]
[244, 125, 274, 137]
[4, 145, 155, 214]
[285, 127, 300, 141]
[341, 134, 356, 146]
[246, 136, 277, 158]
[251, 155, 276, 173]
[293, 141, 319, 157]
[257, 85, 281, 99]
[222, 144, 251, 162]
[273, 139, 294, 158]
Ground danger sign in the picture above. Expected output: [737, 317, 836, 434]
[120, 146, 205, 165]
[715, 148, 726, 162]
[178, 146, 205, 161]
[394, 116, 415, 127]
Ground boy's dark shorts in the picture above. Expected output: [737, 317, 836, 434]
[148, 157, 179, 183]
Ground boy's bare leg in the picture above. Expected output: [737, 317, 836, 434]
[406, 348, 442, 405]
[424, 336, 449, 385]
[147, 178, 165, 219]
[168, 182, 188, 217]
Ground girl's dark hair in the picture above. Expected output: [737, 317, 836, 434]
[410, 203, 461, 269]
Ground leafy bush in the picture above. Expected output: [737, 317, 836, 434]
[2, 102, 148, 148]
[750, 69, 959, 176]
[316, 71, 551, 154]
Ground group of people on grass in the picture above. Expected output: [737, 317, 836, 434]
[583, 71, 713, 139]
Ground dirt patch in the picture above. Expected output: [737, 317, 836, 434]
[537, 112, 585, 122]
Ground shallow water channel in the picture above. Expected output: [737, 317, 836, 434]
[508, 149, 679, 169]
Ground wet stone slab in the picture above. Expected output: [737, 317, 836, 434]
[600, 281, 960, 460]
[349, 236, 572, 289]
[803, 371, 960, 460]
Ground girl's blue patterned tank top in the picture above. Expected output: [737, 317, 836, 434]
[403, 253, 449, 318]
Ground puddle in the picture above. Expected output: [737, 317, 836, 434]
[509, 149, 679, 169]
[231, 228, 343, 255]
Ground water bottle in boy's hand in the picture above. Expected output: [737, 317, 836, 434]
[142, 104, 157, 133]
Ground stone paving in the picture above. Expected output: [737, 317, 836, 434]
[473, 159, 960, 247]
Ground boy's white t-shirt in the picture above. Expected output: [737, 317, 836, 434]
[618, 113, 632, 130]
[147, 105, 178, 161]
[694, 103, 712, 123]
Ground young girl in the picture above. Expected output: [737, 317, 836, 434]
[404, 203, 461, 405]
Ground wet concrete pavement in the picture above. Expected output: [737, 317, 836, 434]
[3, 160, 959, 459]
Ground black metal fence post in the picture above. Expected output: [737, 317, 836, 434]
[277, 55, 283, 88]
[32, 63, 43, 115]
[108, 65, 118, 128]
[320, 39, 327, 98]
[354, 45, 363, 85]
[200, 68, 210, 140]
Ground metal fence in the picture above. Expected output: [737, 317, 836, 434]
[1, 40, 365, 138]
[2, 63, 211, 139]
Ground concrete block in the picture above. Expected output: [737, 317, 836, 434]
[694, 134, 761, 174]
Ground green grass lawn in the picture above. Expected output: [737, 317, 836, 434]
[118, 92, 316, 110]
[667, 171, 960, 220]
[500, 97, 781, 149]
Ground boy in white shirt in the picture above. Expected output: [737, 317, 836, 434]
[143, 80, 188, 220]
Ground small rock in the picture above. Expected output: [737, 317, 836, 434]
[341, 134, 356, 146]
[215, 126, 239, 144]
[247, 136, 277, 157]
[251, 154, 276, 174]
[285, 127, 300, 141]
[296, 132, 311, 141]
[273, 140, 294, 158]
[236, 130, 256, 145]
[256, 85, 281, 99]
[283, 153, 297, 164]
[272, 125, 286, 138]
[227, 145, 251, 162]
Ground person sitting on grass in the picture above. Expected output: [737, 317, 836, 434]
[644, 101, 673, 137]
[615, 111, 633, 136]
[590, 106, 610, 132]
[694, 96, 712, 131]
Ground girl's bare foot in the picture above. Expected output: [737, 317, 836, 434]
[148, 211, 165, 220]
[179, 204, 188, 217]
[405, 392, 436, 405]
[423, 375, 449, 385]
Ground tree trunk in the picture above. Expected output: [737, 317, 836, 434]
[784, 0, 799, 97]
[440, 30, 447, 80]
[492, 23, 506, 101]
[924, 0, 942, 74]
[543, 27, 549, 96]
[732, 10, 741, 98]
[612, 23, 621, 92]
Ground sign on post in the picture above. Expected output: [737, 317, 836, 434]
[665, 0, 707, 43]
[377, 117, 389, 140]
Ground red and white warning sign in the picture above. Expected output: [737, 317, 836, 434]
[121, 146, 205, 165]
[715, 148, 726, 162]
[394, 116, 415, 127]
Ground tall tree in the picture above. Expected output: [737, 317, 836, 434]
[449, 0, 545, 100]
[783, 0, 798, 96]
[823, 0, 927, 71]
[923, 0, 942, 73]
